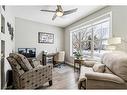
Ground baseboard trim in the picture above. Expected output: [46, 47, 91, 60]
[65, 61, 83, 69]
[65, 61, 74, 67]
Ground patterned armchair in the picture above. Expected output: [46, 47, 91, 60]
[7, 53, 53, 89]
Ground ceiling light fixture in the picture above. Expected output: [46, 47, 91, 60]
[56, 11, 63, 16]
[40, 5, 78, 20]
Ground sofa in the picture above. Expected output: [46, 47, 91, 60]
[7, 53, 53, 89]
[78, 51, 127, 89]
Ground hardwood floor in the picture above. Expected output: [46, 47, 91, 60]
[39, 64, 79, 90]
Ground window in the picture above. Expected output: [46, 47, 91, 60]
[71, 15, 111, 58]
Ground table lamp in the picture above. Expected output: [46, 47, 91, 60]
[106, 37, 121, 51]
[108, 37, 121, 45]
[106, 45, 116, 51]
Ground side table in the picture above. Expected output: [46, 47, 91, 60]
[42, 52, 57, 65]
[74, 59, 84, 73]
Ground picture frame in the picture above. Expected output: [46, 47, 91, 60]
[38, 32, 54, 44]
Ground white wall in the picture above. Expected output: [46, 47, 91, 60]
[65, 6, 127, 63]
[15, 18, 64, 59]
[111, 6, 127, 52]
[0, 6, 15, 88]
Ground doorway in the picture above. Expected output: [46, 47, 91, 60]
[1, 40, 5, 89]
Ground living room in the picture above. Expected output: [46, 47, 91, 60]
[1, 0, 127, 92]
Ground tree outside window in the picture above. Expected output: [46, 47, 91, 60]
[72, 20, 110, 57]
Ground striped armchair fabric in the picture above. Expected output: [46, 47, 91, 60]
[7, 53, 53, 89]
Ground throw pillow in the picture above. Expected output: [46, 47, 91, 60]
[93, 63, 105, 73]
[32, 60, 41, 67]
[84, 61, 96, 67]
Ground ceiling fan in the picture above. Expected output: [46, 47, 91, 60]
[40, 5, 78, 20]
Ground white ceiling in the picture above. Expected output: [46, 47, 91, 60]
[11, 5, 104, 28]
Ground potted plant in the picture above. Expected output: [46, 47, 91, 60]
[73, 50, 83, 59]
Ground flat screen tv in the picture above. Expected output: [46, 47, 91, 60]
[18, 48, 36, 58]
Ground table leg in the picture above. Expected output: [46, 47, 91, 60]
[74, 62, 75, 72]
[79, 63, 81, 74]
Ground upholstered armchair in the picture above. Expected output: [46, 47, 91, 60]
[78, 51, 127, 89]
[53, 51, 65, 65]
[7, 53, 53, 89]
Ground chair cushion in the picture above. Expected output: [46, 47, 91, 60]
[7, 57, 24, 75]
[102, 51, 127, 81]
[9, 53, 33, 71]
[93, 63, 105, 73]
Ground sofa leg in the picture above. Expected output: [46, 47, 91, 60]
[49, 80, 52, 86]
[78, 82, 82, 89]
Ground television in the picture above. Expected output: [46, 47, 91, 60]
[18, 48, 36, 58]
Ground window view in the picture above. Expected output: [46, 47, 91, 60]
[72, 19, 110, 58]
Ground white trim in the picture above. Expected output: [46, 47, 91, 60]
[109, 11, 113, 38]
[70, 18, 110, 33]
[69, 12, 112, 32]
[70, 32, 73, 57]
[91, 28, 94, 58]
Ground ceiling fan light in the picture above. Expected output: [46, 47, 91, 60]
[56, 11, 63, 16]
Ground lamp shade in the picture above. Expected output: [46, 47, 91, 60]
[108, 37, 121, 45]
[106, 45, 116, 50]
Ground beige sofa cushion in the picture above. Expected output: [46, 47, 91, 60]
[104, 67, 113, 74]
[84, 61, 97, 67]
[85, 72, 125, 84]
[102, 52, 127, 81]
[9, 53, 33, 71]
[93, 64, 105, 73]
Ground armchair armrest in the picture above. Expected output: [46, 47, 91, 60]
[20, 64, 53, 79]
[19, 64, 53, 89]
[12, 69, 21, 88]
[85, 72, 125, 84]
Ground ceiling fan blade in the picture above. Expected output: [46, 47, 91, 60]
[52, 14, 57, 20]
[57, 5, 63, 11]
[40, 9, 56, 13]
[63, 8, 78, 15]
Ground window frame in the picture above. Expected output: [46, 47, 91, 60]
[70, 12, 112, 58]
